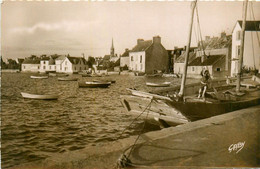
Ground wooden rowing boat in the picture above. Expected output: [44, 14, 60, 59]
[21, 92, 58, 100]
[78, 81, 111, 88]
[30, 76, 48, 79]
[58, 77, 78, 81]
[146, 82, 171, 87]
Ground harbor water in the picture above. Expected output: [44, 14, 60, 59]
[1, 72, 197, 168]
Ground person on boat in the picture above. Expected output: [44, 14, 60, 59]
[198, 69, 211, 99]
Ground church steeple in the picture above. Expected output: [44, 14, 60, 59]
[110, 38, 115, 58]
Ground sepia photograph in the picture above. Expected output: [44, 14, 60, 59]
[1, 0, 260, 168]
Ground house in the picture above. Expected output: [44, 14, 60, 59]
[59, 56, 88, 74]
[231, 20, 260, 76]
[193, 32, 232, 77]
[55, 55, 66, 73]
[173, 46, 197, 74]
[21, 58, 41, 72]
[129, 36, 169, 74]
[120, 48, 130, 68]
[39, 57, 56, 73]
[188, 55, 226, 78]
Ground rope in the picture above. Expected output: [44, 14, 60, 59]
[250, 2, 260, 49]
[116, 98, 153, 169]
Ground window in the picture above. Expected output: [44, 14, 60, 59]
[192, 67, 195, 72]
[236, 31, 241, 40]
[37, 66, 39, 69]
[140, 64, 143, 70]
[140, 55, 142, 63]
[216, 68, 221, 71]
[236, 45, 240, 58]
[131, 56, 134, 61]
[75, 67, 76, 70]
[43, 61, 45, 64]
[24, 66, 26, 69]
[49, 66, 51, 69]
[43, 66, 46, 69]
[65, 61, 67, 65]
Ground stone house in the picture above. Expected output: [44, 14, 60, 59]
[129, 36, 169, 74]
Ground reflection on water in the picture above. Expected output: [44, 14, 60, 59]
[1, 72, 191, 168]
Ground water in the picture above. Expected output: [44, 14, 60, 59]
[1, 72, 187, 168]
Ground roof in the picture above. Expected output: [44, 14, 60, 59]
[130, 40, 152, 52]
[188, 55, 225, 66]
[56, 55, 66, 60]
[238, 20, 260, 31]
[121, 50, 130, 57]
[67, 57, 87, 65]
[199, 35, 232, 50]
[22, 59, 40, 64]
[175, 52, 196, 63]
[103, 55, 111, 60]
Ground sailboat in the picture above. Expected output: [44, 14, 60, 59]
[120, 0, 260, 127]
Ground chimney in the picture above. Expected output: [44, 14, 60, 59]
[221, 32, 226, 38]
[153, 36, 161, 44]
[137, 39, 144, 45]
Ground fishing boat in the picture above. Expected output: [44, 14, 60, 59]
[120, 0, 260, 127]
[93, 79, 116, 83]
[30, 75, 48, 79]
[48, 73, 57, 77]
[58, 77, 78, 81]
[146, 82, 171, 87]
[162, 73, 180, 78]
[134, 72, 145, 76]
[78, 81, 111, 88]
[21, 92, 58, 100]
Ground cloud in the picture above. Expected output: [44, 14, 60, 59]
[11, 20, 87, 34]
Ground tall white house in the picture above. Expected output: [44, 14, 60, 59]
[231, 20, 260, 76]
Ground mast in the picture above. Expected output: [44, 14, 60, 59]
[236, 0, 248, 92]
[178, 0, 197, 98]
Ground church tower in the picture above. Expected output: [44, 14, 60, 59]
[110, 38, 115, 58]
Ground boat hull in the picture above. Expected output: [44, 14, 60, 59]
[21, 92, 58, 100]
[58, 77, 78, 81]
[167, 91, 260, 121]
[30, 76, 48, 79]
[120, 95, 189, 127]
[78, 81, 111, 88]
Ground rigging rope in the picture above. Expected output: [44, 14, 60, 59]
[116, 98, 153, 168]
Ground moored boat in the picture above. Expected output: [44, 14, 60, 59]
[78, 81, 111, 88]
[21, 92, 59, 100]
[93, 79, 116, 83]
[146, 82, 171, 87]
[30, 76, 48, 79]
[58, 77, 78, 81]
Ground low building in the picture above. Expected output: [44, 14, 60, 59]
[174, 51, 197, 74]
[129, 36, 169, 74]
[231, 20, 260, 76]
[188, 55, 226, 78]
[21, 59, 41, 72]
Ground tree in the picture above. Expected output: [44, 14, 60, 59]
[87, 56, 95, 68]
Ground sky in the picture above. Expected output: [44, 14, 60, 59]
[1, 1, 260, 59]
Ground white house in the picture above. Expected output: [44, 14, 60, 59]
[231, 20, 260, 76]
[39, 57, 56, 73]
[21, 59, 40, 72]
[59, 56, 88, 74]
